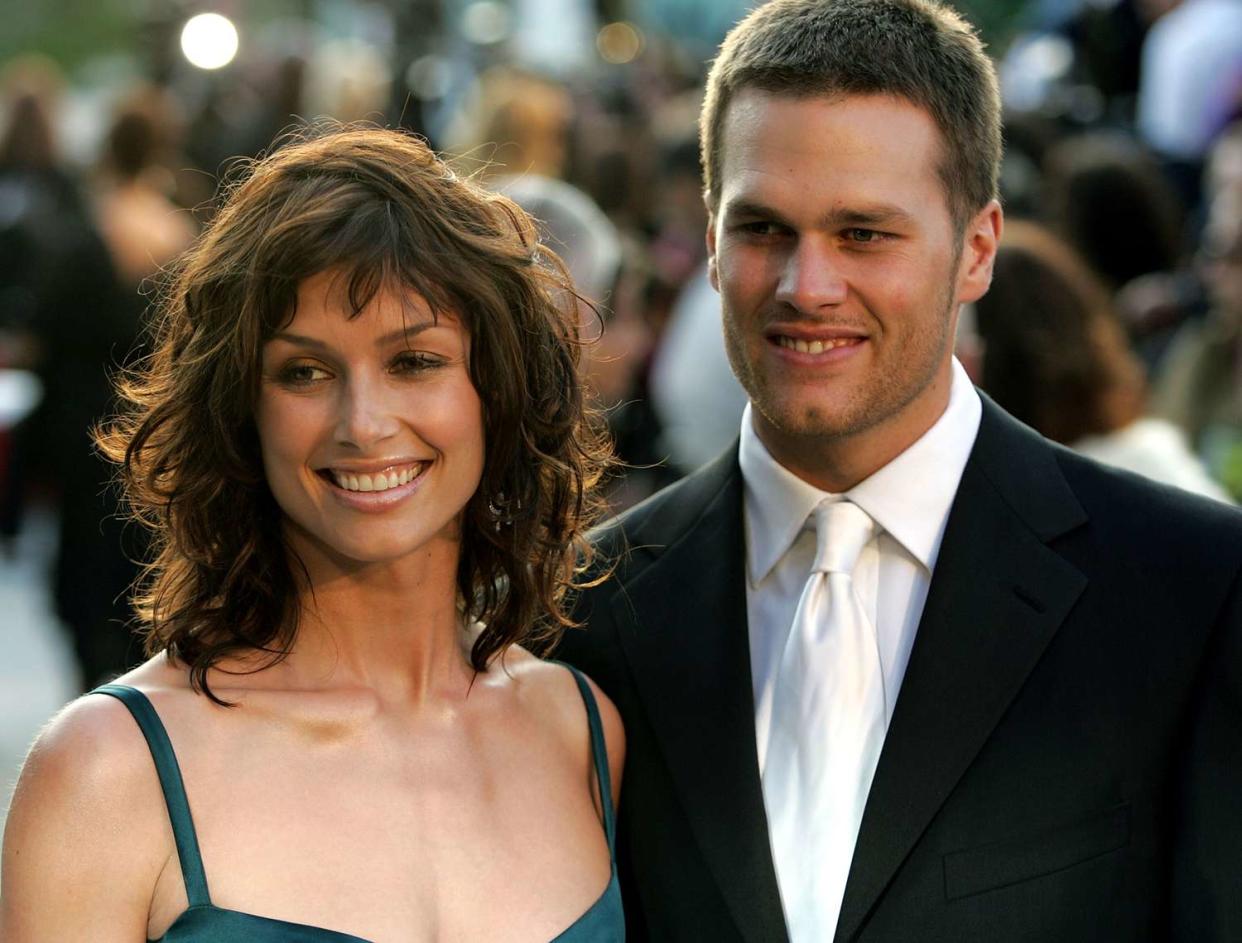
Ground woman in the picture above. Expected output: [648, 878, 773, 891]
[0, 127, 625, 941]
[972, 220, 1229, 502]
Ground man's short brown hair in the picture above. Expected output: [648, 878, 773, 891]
[700, 0, 1001, 232]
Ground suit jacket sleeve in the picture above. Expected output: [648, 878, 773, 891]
[1171, 564, 1242, 941]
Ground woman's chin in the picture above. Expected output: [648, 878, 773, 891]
[285, 521, 458, 580]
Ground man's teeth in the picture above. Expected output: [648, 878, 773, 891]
[330, 464, 424, 493]
[776, 336, 860, 354]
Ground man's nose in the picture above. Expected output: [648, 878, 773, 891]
[774, 237, 848, 313]
[334, 376, 400, 449]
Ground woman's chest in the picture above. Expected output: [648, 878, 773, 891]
[147, 721, 610, 942]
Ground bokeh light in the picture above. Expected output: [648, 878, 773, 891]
[406, 54, 453, 101]
[179, 13, 239, 71]
[597, 22, 643, 65]
[461, 1, 511, 46]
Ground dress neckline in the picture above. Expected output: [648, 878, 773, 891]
[95, 669, 619, 943]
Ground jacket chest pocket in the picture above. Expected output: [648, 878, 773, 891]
[942, 802, 1131, 900]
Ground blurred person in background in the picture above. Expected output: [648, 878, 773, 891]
[1043, 130, 1196, 367]
[445, 66, 573, 179]
[1044, 131, 1187, 292]
[566, 78, 665, 243]
[1137, 0, 1242, 204]
[93, 85, 196, 288]
[0, 56, 75, 544]
[0, 57, 144, 687]
[1153, 125, 1242, 498]
[642, 87, 712, 328]
[648, 260, 748, 475]
[499, 172, 666, 511]
[1000, 0, 1175, 126]
[42, 86, 199, 691]
[1205, 120, 1242, 207]
[972, 220, 1229, 500]
[0, 126, 625, 941]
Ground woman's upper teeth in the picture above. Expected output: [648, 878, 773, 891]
[331, 463, 423, 493]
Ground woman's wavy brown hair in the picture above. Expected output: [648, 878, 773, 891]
[973, 221, 1146, 444]
[98, 124, 613, 700]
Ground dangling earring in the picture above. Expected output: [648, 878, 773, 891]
[487, 492, 512, 531]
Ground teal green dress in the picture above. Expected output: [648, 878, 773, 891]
[92, 665, 623, 942]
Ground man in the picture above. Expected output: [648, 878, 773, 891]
[557, 1, 1242, 940]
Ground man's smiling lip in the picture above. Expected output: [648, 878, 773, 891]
[764, 323, 869, 358]
[764, 322, 869, 341]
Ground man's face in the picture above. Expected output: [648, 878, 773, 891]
[707, 90, 999, 487]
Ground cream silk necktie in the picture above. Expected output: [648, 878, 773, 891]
[763, 499, 885, 942]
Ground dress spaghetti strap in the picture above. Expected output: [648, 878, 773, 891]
[560, 665, 617, 855]
[92, 684, 212, 908]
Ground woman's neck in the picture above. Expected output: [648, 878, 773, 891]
[271, 530, 476, 704]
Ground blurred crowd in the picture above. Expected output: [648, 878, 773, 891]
[1, 0, 1240, 690]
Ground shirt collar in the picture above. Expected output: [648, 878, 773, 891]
[740, 358, 982, 586]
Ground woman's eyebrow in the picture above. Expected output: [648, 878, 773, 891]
[269, 323, 438, 350]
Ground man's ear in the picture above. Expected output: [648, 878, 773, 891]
[956, 200, 1002, 305]
[706, 204, 720, 292]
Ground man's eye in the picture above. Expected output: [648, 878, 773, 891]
[739, 221, 786, 236]
[846, 228, 882, 243]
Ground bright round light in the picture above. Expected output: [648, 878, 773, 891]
[597, 22, 643, 65]
[461, 1, 511, 46]
[406, 54, 453, 101]
[180, 13, 239, 70]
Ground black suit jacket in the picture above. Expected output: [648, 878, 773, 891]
[557, 398, 1242, 942]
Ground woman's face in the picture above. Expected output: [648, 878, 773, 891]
[255, 269, 485, 571]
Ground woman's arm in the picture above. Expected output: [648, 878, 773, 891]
[0, 696, 171, 941]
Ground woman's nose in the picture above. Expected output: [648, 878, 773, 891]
[334, 376, 400, 449]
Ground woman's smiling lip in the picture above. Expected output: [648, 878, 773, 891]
[316, 460, 432, 511]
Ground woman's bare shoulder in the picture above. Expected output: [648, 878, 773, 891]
[5, 656, 186, 839]
[500, 648, 625, 803]
[0, 665, 177, 939]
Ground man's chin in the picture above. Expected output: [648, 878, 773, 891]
[753, 398, 870, 443]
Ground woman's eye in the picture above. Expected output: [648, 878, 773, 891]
[278, 363, 330, 385]
[392, 351, 442, 373]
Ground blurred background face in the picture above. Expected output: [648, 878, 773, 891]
[579, 293, 652, 408]
[254, 270, 484, 574]
[1201, 199, 1242, 319]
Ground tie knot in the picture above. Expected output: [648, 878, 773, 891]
[811, 500, 874, 575]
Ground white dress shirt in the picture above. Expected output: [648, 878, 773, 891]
[740, 359, 981, 934]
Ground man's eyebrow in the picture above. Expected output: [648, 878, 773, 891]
[722, 197, 916, 228]
[269, 323, 438, 349]
[721, 199, 794, 226]
[820, 204, 917, 227]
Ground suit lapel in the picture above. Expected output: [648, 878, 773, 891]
[835, 401, 1089, 942]
[610, 450, 789, 943]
